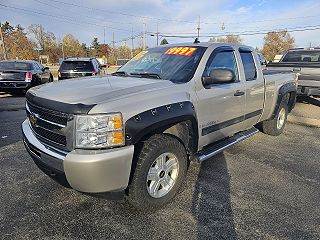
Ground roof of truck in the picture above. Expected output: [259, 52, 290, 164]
[155, 42, 253, 49]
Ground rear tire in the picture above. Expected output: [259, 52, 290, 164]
[127, 134, 188, 211]
[258, 100, 288, 136]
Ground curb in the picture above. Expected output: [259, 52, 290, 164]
[287, 115, 320, 128]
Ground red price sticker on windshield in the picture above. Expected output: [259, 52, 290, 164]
[164, 47, 197, 56]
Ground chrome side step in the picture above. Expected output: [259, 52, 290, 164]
[195, 127, 259, 162]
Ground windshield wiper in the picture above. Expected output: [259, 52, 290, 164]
[130, 72, 161, 79]
[111, 71, 128, 76]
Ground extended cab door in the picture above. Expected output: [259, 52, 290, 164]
[195, 46, 246, 147]
[238, 48, 265, 128]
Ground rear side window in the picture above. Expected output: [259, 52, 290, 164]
[281, 50, 320, 62]
[0, 62, 32, 71]
[60, 61, 94, 71]
[240, 52, 257, 81]
[204, 51, 239, 80]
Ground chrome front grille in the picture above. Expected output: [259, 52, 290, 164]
[26, 101, 69, 148]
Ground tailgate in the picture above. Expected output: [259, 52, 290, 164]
[0, 71, 26, 81]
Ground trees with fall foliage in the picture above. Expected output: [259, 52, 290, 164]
[0, 22, 37, 60]
[261, 31, 295, 61]
[62, 34, 85, 58]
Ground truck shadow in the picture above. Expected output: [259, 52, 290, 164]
[297, 96, 320, 107]
[191, 153, 237, 239]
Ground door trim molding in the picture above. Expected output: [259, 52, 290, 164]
[202, 109, 262, 136]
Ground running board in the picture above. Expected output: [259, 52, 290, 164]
[195, 127, 259, 162]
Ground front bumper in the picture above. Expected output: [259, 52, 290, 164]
[22, 119, 134, 193]
[0, 81, 31, 89]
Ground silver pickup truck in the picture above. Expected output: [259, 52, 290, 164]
[268, 48, 320, 96]
[22, 42, 297, 210]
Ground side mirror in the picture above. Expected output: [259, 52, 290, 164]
[202, 68, 235, 87]
[43, 67, 49, 71]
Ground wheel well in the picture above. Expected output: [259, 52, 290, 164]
[137, 120, 198, 156]
[163, 120, 198, 155]
[287, 91, 296, 112]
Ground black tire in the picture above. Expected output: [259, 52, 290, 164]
[127, 134, 188, 210]
[49, 74, 54, 82]
[258, 100, 288, 136]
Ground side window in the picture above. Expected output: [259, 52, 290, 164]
[92, 60, 98, 70]
[240, 52, 257, 81]
[204, 51, 238, 81]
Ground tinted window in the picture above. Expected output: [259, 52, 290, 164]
[0, 61, 32, 71]
[34, 62, 41, 70]
[281, 50, 320, 62]
[60, 61, 94, 71]
[204, 51, 238, 80]
[240, 52, 257, 81]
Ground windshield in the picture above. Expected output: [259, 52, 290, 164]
[60, 61, 94, 71]
[118, 46, 206, 83]
[0, 61, 32, 71]
[281, 50, 320, 62]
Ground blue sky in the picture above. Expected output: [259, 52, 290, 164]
[1, 0, 320, 49]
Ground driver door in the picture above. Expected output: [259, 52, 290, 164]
[196, 46, 246, 148]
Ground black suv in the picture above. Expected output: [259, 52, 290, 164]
[58, 58, 101, 80]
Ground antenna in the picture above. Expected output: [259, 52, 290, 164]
[197, 16, 201, 39]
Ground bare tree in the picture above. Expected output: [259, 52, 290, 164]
[28, 24, 55, 50]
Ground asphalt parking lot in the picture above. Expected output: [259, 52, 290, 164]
[0, 93, 320, 239]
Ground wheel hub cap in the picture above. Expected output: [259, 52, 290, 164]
[277, 108, 286, 129]
[146, 152, 179, 198]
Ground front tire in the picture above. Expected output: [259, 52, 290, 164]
[127, 134, 188, 210]
[258, 100, 288, 136]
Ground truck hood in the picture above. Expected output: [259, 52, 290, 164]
[28, 75, 174, 105]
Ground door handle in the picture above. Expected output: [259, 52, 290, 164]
[234, 90, 245, 96]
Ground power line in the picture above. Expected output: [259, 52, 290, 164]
[41, 0, 198, 24]
[0, 3, 139, 33]
[151, 23, 320, 36]
[201, 14, 320, 25]
[159, 25, 320, 39]
[32, 0, 134, 25]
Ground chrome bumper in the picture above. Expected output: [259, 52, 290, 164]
[22, 119, 134, 193]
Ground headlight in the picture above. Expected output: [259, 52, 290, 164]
[75, 113, 124, 149]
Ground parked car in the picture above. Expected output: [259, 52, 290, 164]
[58, 58, 101, 80]
[268, 48, 320, 96]
[0, 60, 53, 92]
[22, 42, 298, 210]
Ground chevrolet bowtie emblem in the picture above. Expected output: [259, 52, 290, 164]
[30, 113, 38, 126]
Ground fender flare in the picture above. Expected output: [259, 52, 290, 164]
[271, 82, 297, 119]
[125, 101, 198, 151]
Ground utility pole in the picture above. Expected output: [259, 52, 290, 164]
[197, 16, 201, 39]
[0, 22, 7, 60]
[103, 27, 106, 44]
[156, 23, 159, 46]
[61, 42, 65, 59]
[112, 32, 116, 64]
[142, 21, 146, 50]
[131, 27, 134, 58]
